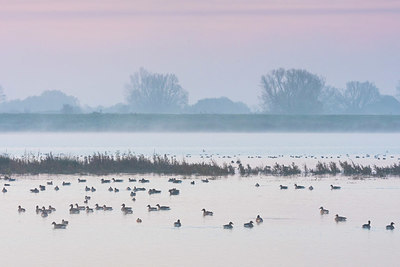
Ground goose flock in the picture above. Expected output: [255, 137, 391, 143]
[1, 176, 397, 231]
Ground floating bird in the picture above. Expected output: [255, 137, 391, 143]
[86, 206, 94, 213]
[129, 178, 137, 182]
[174, 219, 181, 227]
[69, 204, 80, 214]
[319, 207, 329, 215]
[62, 181, 71, 186]
[75, 204, 85, 210]
[244, 221, 254, 228]
[47, 181, 53, 185]
[148, 189, 161, 195]
[139, 178, 149, 183]
[103, 205, 113, 211]
[256, 215, 263, 223]
[362, 220, 371, 229]
[335, 214, 347, 222]
[113, 178, 123, 183]
[331, 185, 341, 190]
[147, 205, 158, 211]
[190, 181, 195, 185]
[101, 179, 110, 184]
[386, 222, 395, 230]
[30, 188, 39, 193]
[54, 186, 59, 191]
[2, 187, 7, 193]
[121, 204, 133, 213]
[255, 183, 260, 187]
[294, 184, 305, 189]
[136, 218, 142, 223]
[169, 188, 179, 195]
[202, 179, 209, 183]
[91, 187, 96, 192]
[280, 185, 288, 190]
[78, 178, 86, 183]
[309, 186, 314, 190]
[95, 204, 104, 210]
[223, 222, 234, 229]
[18, 205, 26, 213]
[61, 219, 69, 225]
[202, 209, 213, 216]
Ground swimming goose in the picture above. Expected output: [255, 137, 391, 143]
[30, 188, 39, 193]
[244, 221, 254, 228]
[202, 209, 213, 216]
[129, 178, 137, 182]
[48, 205, 56, 212]
[85, 196, 91, 200]
[147, 205, 158, 211]
[86, 206, 94, 213]
[101, 179, 111, 184]
[386, 222, 395, 230]
[133, 186, 146, 192]
[62, 181, 71, 186]
[84, 199, 88, 204]
[136, 218, 142, 223]
[42, 206, 52, 213]
[39, 185, 46, 191]
[139, 178, 149, 183]
[255, 183, 260, 187]
[61, 219, 69, 225]
[95, 204, 104, 210]
[114, 188, 119, 193]
[69, 204, 80, 214]
[47, 181, 53, 185]
[121, 204, 133, 212]
[91, 187, 96, 192]
[4, 183, 10, 186]
[36, 205, 42, 213]
[75, 204, 85, 210]
[280, 185, 288, 189]
[174, 219, 181, 227]
[2, 187, 7, 193]
[113, 178, 123, 183]
[78, 178, 87, 183]
[41, 211, 48, 217]
[108, 187, 113, 192]
[319, 207, 329, 215]
[223, 222, 234, 229]
[190, 181, 195, 185]
[148, 189, 161, 195]
[202, 179, 209, 183]
[130, 191, 136, 197]
[362, 220, 371, 229]
[331, 185, 341, 190]
[335, 214, 347, 222]
[126, 187, 132, 191]
[172, 179, 182, 184]
[256, 215, 263, 223]
[308, 186, 314, 190]
[103, 205, 113, 211]
[54, 186, 59, 191]
[169, 188, 180, 195]
[156, 204, 170, 210]
[85, 186, 91, 191]
[132, 197, 136, 201]
[294, 184, 305, 189]
[52, 222, 66, 229]
[18, 205, 26, 212]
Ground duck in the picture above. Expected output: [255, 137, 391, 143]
[78, 178, 86, 183]
[386, 222, 395, 230]
[319, 207, 329, 215]
[61, 219, 69, 225]
[101, 179, 111, 184]
[156, 204, 170, 210]
[294, 184, 305, 189]
[18, 205, 26, 212]
[147, 205, 158, 211]
[54, 186, 59, 191]
[2, 187, 7, 193]
[86, 206, 94, 213]
[69, 204, 80, 214]
[308, 186, 314, 190]
[129, 178, 137, 182]
[223, 222, 234, 229]
[244, 221, 254, 228]
[174, 219, 181, 227]
[202, 209, 213, 216]
[62, 181, 71, 186]
[362, 220, 371, 229]
[169, 188, 180, 195]
[331, 185, 341, 190]
[95, 204, 104, 210]
[114, 188, 119, 193]
[256, 215, 263, 223]
[335, 214, 347, 222]
[52, 222, 66, 229]
[280, 185, 288, 189]
[103, 205, 113, 211]
[112, 178, 123, 183]
[30, 188, 39, 193]
[136, 218, 142, 223]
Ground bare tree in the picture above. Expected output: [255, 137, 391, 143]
[126, 68, 188, 113]
[396, 80, 400, 101]
[344, 81, 380, 113]
[319, 86, 347, 114]
[260, 68, 325, 114]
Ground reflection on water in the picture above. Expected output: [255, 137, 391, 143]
[0, 175, 399, 266]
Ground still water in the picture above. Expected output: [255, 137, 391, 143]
[0, 132, 399, 266]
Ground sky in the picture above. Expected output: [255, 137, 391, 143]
[0, 0, 399, 108]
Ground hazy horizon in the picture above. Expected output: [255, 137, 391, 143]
[1, 0, 399, 107]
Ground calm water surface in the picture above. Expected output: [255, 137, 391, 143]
[0, 132, 399, 266]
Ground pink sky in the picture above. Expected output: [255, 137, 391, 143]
[0, 0, 399, 107]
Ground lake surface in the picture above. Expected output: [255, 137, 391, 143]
[0, 132, 399, 266]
